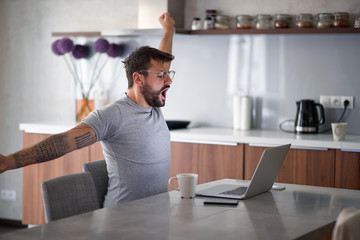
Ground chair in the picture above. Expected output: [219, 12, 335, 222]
[332, 207, 360, 240]
[82, 160, 109, 208]
[41, 172, 100, 223]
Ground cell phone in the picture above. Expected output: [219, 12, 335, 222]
[203, 198, 239, 205]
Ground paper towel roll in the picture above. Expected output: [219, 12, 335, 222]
[233, 96, 252, 130]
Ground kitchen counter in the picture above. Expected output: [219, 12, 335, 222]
[19, 122, 360, 151]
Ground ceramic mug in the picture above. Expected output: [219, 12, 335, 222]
[331, 123, 348, 141]
[168, 173, 198, 198]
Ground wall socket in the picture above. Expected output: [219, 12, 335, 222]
[0, 189, 17, 202]
[320, 95, 354, 109]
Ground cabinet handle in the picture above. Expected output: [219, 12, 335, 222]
[171, 139, 238, 146]
[291, 145, 328, 151]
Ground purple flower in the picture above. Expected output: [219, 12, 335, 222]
[72, 45, 90, 59]
[57, 38, 74, 54]
[107, 43, 124, 58]
[51, 40, 63, 55]
[94, 38, 110, 53]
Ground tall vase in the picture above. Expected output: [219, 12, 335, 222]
[76, 98, 94, 122]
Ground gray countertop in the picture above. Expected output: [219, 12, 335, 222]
[3, 179, 360, 240]
[19, 123, 360, 151]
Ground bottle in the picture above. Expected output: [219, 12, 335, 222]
[355, 17, 360, 28]
[191, 17, 202, 30]
[274, 14, 292, 29]
[203, 17, 214, 30]
[236, 15, 253, 29]
[334, 12, 350, 28]
[255, 14, 273, 29]
[296, 14, 313, 28]
[316, 13, 334, 28]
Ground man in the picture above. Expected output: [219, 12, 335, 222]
[0, 12, 176, 207]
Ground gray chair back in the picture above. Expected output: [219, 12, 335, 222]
[41, 172, 100, 223]
[82, 160, 109, 208]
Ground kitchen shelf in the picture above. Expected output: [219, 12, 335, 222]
[52, 28, 360, 37]
[176, 27, 360, 35]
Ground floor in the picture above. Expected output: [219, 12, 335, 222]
[0, 222, 27, 236]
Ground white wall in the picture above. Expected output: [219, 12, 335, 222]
[0, 0, 359, 220]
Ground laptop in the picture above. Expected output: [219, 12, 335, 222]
[196, 144, 291, 200]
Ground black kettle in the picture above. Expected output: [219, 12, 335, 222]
[295, 99, 325, 134]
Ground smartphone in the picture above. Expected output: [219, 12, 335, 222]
[203, 198, 239, 205]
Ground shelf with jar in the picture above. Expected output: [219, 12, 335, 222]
[52, 27, 360, 38]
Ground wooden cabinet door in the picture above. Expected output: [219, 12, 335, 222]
[22, 132, 104, 225]
[244, 145, 335, 187]
[335, 150, 360, 190]
[170, 142, 244, 184]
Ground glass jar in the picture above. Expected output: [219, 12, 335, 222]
[296, 14, 313, 28]
[215, 15, 231, 29]
[274, 14, 292, 28]
[334, 12, 350, 28]
[355, 17, 360, 28]
[203, 17, 214, 30]
[255, 14, 273, 29]
[236, 15, 252, 29]
[191, 17, 202, 30]
[316, 13, 334, 28]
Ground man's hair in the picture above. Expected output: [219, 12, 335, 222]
[122, 46, 175, 88]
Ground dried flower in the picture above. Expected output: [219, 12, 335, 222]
[72, 44, 90, 59]
[57, 38, 74, 54]
[51, 40, 63, 56]
[107, 43, 125, 58]
[94, 38, 110, 53]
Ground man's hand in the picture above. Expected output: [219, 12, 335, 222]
[159, 12, 175, 34]
[159, 12, 175, 54]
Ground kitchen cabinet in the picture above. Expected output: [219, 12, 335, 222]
[335, 150, 360, 190]
[22, 132, 104, 225]
[169, 142, 244, 184]
[244, 144, 336, 187]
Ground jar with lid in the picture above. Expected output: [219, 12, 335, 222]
[191, 17, 202, 30]
[203, 17, 214, 30]
[333, 12, 350, 28]
[274, 14, 292, 28]
[296, 14, 313, 28]
[236, 15, 253, 29]
[215, 15, 231, 29]
[255, 14, 273, 29]
[316, 13, 334, 28]
[355, 17, 360, 28]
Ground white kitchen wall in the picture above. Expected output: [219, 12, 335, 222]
[0, 0, 359, 221]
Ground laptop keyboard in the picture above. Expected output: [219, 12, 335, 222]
[221, 186, 248, 196]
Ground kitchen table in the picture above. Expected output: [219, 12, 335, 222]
[3, 179, 360, 240]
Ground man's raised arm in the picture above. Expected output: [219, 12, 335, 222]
[0, 123, 97, 173]
[158, 12, 175, 54]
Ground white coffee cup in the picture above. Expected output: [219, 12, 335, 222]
[168, 173, 198, 198]
[331, 123, 348, 141]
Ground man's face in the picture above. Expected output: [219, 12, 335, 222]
[140, 59, 173, 107]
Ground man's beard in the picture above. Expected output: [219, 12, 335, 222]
[141, 82, 169, 107]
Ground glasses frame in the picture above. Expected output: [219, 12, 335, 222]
[139, 70, 176, 80]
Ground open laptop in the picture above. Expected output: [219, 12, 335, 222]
[196, 144, 291, 200]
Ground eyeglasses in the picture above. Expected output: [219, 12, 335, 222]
[139, 70, 176, 80]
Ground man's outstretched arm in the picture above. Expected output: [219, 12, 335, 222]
[158, 12, 175, 54]
[0, 123, 96, 173]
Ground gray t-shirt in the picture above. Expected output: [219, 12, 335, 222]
[82, 94, 171, 207]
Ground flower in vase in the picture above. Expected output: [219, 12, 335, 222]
[51, 37, 125, 121]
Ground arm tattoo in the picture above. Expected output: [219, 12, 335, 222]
[75, 132, 96, 149]
[13, 134, 68, 168]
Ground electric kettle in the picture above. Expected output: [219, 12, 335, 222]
[295, 99, 325, 134]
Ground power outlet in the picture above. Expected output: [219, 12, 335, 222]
[320, 95, 354, 109]
[0, 189, 17, 202]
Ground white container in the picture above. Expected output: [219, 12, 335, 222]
[233, 96, 252, 130]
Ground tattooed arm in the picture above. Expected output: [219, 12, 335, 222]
[0, 123, 96, 174]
